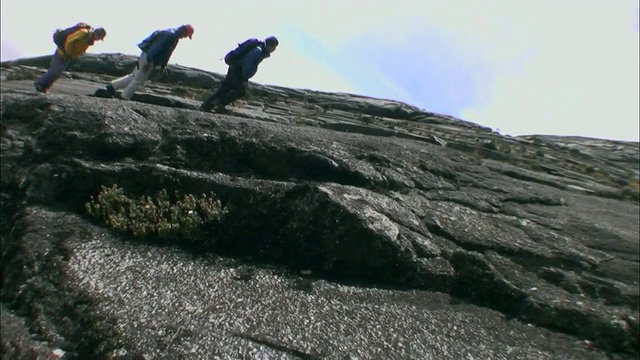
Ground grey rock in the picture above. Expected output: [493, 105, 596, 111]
[1, 54, 638, 359]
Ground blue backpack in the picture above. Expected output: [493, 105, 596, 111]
[138, 30, 162, 52]
[224, 38, 262, 65]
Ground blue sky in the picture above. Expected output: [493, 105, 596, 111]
[2, 0, 638, 141]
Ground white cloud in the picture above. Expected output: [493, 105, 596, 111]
[459, 1, 639, 141]
[0, 39, 23, 61]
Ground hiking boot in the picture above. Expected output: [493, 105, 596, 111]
[105, 84, 116, 96]
[200, 98, 218, 112]
[33, 81, 47, 93]
[214, 104, 229, 114]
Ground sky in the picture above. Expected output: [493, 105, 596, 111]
[2, 0, 639, 141]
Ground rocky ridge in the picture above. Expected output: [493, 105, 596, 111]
[1, 54, 638, 359]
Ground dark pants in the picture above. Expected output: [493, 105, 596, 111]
[201, 65, 246, 110]
[35, 51, 67, 90]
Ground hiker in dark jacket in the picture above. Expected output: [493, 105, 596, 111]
[34, 24, 106, 93]
[200, 36, 279, 112]
[102, 24, 194, 100]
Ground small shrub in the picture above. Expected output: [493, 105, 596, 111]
[621, 180, 640, 201]
[482, 140, 498, 151]
[171, 86, 191, 96]
[85, 185, 227, 243]
[362, 115, 374, 124]
[264, 95, 279, 104]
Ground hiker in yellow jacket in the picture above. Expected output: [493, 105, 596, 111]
[34, 23, 106, 93]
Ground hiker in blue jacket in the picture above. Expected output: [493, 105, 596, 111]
[101, 25, 194, 100]
[200, 36, 279, 112]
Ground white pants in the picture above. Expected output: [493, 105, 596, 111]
[111, 52, 154, 100]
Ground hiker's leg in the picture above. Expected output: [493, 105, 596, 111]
[110, 70, 135, 91]
[34, 51, 66, 91]
[200, 91, 219, 111]
[216, 87, 245, 107]
[110, 73, 134, 91]
[111, 52, 147, 90]
[201, 74, 235, 110]
[121, 53, 154, 100]
[201, 85, 229, 108]
[216, 78, 246, 106]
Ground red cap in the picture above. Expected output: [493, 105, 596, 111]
[183, 24, 194, 39]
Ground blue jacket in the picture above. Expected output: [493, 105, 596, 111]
[144, 29, 180, 68]
[241, 43, 272, 80]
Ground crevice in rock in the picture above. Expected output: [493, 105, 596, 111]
[449, 251, 529, 315]
[424, 221, 586, 273]
[502, 194, 565, 206]
[448, 250, 639, 355]
[492, 168, 568, 190]
[213, 184, 416, 285]
[535, 267, 639, 309]
[159, 134, 375, 188]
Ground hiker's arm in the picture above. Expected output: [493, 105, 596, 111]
[241, 48, 261, 80]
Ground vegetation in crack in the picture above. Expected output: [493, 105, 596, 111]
[86, 184, 227, 243]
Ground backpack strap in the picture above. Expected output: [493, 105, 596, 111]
[85, 29, 95, 45]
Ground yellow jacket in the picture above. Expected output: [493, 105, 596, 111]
[57, 28, 92, 59]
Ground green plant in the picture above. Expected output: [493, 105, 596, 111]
[86, 185, 227, 242]
[621, 180, 640, 201]
[362, 115, 374, 124]
[303, 102, 317, 110]
[264, 94, 279, 104]
[568, 148, 581, 156]
[169, 86, 212, 102]
[482, 140, 498, 151]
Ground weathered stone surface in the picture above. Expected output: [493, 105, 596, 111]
[1, 54, 638, 359]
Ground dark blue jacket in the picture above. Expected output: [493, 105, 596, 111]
[241, 43, 272, 80]
[144, 29, 180, 68]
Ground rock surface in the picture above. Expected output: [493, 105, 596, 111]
[1, 54, 638, 359]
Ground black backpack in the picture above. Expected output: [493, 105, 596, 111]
[224, 38, 262, 65]
[53, 23, 91, 49]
